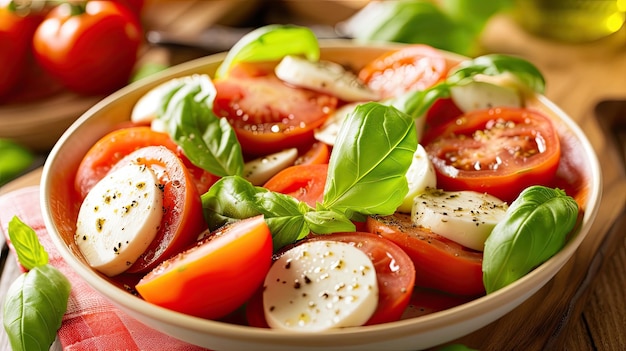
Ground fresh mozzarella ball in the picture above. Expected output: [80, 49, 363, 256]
[263, 240, 379, 332]
[75, 163, 164, 276]
[275, 55, 379, 102]
[450, 72, 524, 113]
[412, 188, 508, 251]
[243, 148, 299, 185]
[397, 144, 437, 213]
[314, 102, 359, 146]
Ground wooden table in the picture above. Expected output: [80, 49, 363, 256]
[1, 5, 625, 350]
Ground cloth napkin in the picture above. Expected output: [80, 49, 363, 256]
[0, 186, 209, 351]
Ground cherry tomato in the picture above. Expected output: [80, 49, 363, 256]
[263, 163, 328, 208]
[422, 107, 561, 203]
[358, 44, 448, 99]
[107, 146, 207, 274]
[136, 215, 273, 320]
[213, 62, 338, 156]
[32, 1, 142, 95]
[0, 3, 47, 97]
[74, 126, 218, 199]
[366, 213, 485, 296]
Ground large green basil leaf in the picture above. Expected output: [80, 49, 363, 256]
[323, 102, 417, 217]
[482, 186, 579, 293]
[160, 74, 244, 177]
[215, 24, 320, 79]
[201, 175, 266, 230]
[3, 265, 71, 351]
[446, 54, 546, 94]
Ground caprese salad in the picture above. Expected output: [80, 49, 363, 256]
[72, 25, 581, 331]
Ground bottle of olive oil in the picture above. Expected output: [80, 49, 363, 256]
[513, 0, 626, 42]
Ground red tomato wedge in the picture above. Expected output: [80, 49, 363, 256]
[74, 126, 218, 198]
[136, 215, 273, 320]
[213, 62, 338, 156]
[295, 141, 331, 166]
[358, 44, 448, 99]
[246, 232, 415, 327]
[263, 163, 328, 208]
[422, 107, 561, 203]
[110, 146, 207, 274]
[366, 213, 485, 296]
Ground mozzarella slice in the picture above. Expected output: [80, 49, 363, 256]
[75, 163, 164, 276]
[412, 189, 508, 251]
[275, 55, 379, 102]
[263, 240, 379, 332]
[397, 144, 437, 213]
[314, 102, 359, 146]
[243, 148, 298, 185]
[450, 72, 524, 113]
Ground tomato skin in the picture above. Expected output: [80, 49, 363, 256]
[295, 141, 331, 166]
[0, 5, 46, 97]
[32, 1, 142, 95]
[246, 232, 415, 327]
[263, 163, 328, 208]
[213, 63, 337, 156]
[358, 44, 447, 99]
[111, 146, 207, 274]
[423, 107, 561, 203]
[366, 213, 485, 296]
[136, 215, 273, 320]
[75, 126, 218, 199]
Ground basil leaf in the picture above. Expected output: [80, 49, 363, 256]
[3, 265, 71, 351]
[323, 102, 417, 217]
[201, 175, 266, 230]
[7, 216, 48, 270]
[304, 209, 356, 234]
[482, 186, 579, 293]
[215, 24, 320, 79]
[159, 74, 244, 177]
[446, 54, 546, 94]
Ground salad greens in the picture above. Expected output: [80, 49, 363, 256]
[214, 24, 320, 79]
[482, 186, 579, 293]
[157, 74, 244, 177]
[202, 102, 417, 250]
[3, 216, 71, 351]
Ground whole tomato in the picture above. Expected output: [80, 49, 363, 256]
[32, 1, 142, 96]
[0, 1, 47, 97]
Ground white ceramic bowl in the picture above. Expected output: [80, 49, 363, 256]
[40, 41, 602, 351]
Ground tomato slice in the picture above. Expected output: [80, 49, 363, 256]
[136, 215, 273, 320]
[74, 126, 218, 198]
[422, 107, 561, 203]
[402, 287, 474, 319]
[295, 141, 331, 166]
[366, 213, 485, 296]
[213, 62, 338, 156]
[358, 44, 447, 99]
[111, 146, 207, 274]
[245, 232, 415, 327]
[263, 163, 328, 208]
[425, 97, 464, 130]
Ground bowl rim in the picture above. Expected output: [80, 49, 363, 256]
[40, 40, 603, 349]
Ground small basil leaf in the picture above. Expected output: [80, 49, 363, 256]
[201, 176, 266, 230]
[7, 216, 48, 270]
[160, 74, 244, 177]
[388, 82, 451, 119]
[323, 102, 417, 217]
[215, 24, 320, 79]
[447, 54, 546, 94]
[304, 210, 356, 234]
[482, 186, 579, 293]
[3, 265, 71, 351]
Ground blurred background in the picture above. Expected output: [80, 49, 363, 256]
[1, 0, 625, 187]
